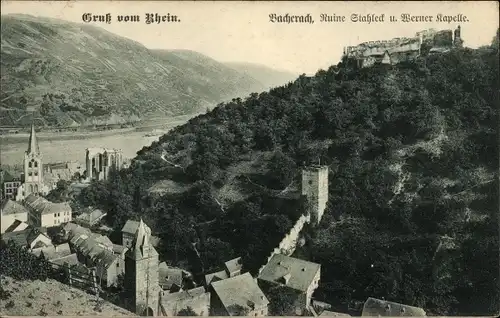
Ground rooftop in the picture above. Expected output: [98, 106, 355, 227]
[258, 254, 321, 292]
[161, 286, 208, 303]
[23, 194, 71, 215]
[159, 262, 185, 290]
[1, 200, 29, 216]
[32, 243, 71, 260]
[362, 298, 426, 317]
[1, 228, 51, 248]
[205, 270, 229, 286]
[4, 219, 29, 233]
[121, 219, 140, 234]
[224, 257, 243, 275]
[211, 272, 269, 315]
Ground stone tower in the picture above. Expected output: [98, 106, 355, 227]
[454, 25, 463, 47]
[23, 123, 44, 196]
[301, 165, 329, 226]
[124, 219, 160, 316]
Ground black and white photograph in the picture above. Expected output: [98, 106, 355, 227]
[0, 0, 498, 317]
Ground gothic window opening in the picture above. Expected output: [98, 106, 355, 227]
[29, 161, 32, 168]
[34, 161, 38, 168]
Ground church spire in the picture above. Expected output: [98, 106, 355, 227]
[27, 122, 40, 155]
[129, 218, 155, 259]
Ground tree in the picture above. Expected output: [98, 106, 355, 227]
[267, 285, 300, 315]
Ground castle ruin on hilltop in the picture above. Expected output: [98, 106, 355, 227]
[343, 25, 463, 68]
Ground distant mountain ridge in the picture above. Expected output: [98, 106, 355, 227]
[0, 14, 294, 128]
[224, 62, 298, 90]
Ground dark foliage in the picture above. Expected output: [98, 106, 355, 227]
[78, 43, 499, 315]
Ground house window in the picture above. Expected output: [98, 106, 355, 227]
[57, 213, 60, 217]
[54, 213, 57, 217]
[34, 172, 38, 176]
[29, 172, 33, 176]
[308, 180, 313, 185]
[34, 161, 38, 168]
[116, 262, 120, 268]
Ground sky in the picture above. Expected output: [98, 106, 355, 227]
[1, 1, 498, 75]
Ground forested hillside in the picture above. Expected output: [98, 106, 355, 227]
[0, 14, 270, 127]
[78, 37, 499, 315]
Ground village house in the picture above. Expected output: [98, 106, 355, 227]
[62, 223, 125, 287]
[0, 170, 22, 200]
[112, 243, 128, 259]
[43, 161, 83, 190]
[95, 249, 124, 287]
[159, 286, 211, 316]
[210, 272, 269, 316]
[1, 227, 53, 250]
[30, 242, 79, 269]
[204, 257, 243, 287]
[257, 254, 321, 315]
[361, 297, 426, 316]
[74, 207, 107, 227]
[23, 194, 72, 227]
[1, 199, 29, 233]
[159, 261, 192, 293]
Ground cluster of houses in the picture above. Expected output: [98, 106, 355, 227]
[1, 121, 428, 317]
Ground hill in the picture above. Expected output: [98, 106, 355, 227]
[0, 276, 134, 316]
[77, 38, 499, 315]
[225, 62, 298, 90]
[0, 14, 265, 127]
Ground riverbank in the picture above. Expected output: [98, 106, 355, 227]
[0, 114, 198, 145]
[0, 115, 195, 166]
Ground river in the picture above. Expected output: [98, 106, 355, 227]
[0, 117, 192, 168]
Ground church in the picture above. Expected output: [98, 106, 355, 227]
[9, 123, 51, 201]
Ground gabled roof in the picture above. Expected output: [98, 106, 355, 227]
[224, 257, 242, 275]
[211, 272, 269, 315]
[159, 262, 185, 290]
[362, 298, 426, 317]
[160, 286, 208, 304]
[50, 253, 80, 267]
[1, 170, 19, 183]
[95, 249, 119, 269]
[1, 200, 29, 216]
[4, 219, 29, 233]
[258, 254, 321, 292]
[205, 270, 229, 286]
[1, 228, 51, 248]
[32, 243, 72, 260]
[23, 194, 71, 215]
[112, 244, 127, 254]
[121, 220, 140, 234]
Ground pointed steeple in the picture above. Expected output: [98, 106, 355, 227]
[127, 218, 156, 259]
[27, 122, 40, 155]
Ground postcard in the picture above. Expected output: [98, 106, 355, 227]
[0, 1, 498, 317]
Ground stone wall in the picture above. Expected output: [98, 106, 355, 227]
[258, 214, 310, 275]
